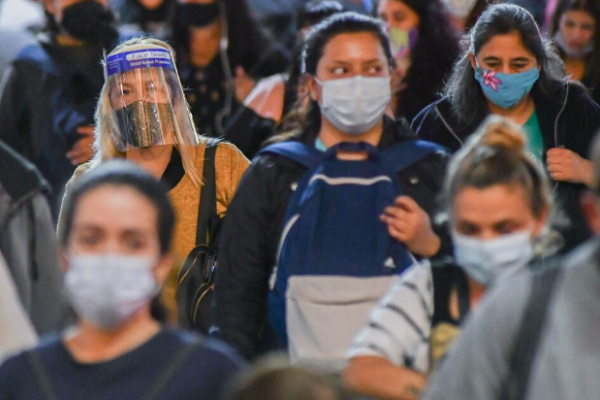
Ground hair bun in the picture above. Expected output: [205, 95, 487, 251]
[479, 117, 526, 154]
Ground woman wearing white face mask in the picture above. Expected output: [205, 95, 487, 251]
[212, 12, 450, 361]
[344, 116, 553, 400]
[549, 0, 600, 105]
[0, 160, 243, 400]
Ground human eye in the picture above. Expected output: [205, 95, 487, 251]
[456, 222, 479, 236]
[366, 65, 384, 75]
[582, 23, 595, 32]
[495, 221, 518, 235]
[123, 233, 147, 251]
[75, 229, 103, 249]
[564, 20, 575, 29]
[331, 66, 347, 75]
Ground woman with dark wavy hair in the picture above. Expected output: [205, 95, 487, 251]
[376, 0, 460, 122]
[412, 3, 600, 252]
[549, 0, 600, 104]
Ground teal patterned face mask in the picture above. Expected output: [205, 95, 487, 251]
[474, 62, 539, 109]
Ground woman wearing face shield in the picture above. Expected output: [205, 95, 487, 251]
[412, 3, 600, 253]
[344, 116, 553, 400]
[212, 12, 450, 361]
[58, 37, 250, 322]
[0, 161, 243, 399]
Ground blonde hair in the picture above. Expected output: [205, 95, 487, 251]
[446, 115, 552, 220]
[91, 37, 203, 186]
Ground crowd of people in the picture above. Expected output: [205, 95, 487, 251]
[1, 0, 600, 399]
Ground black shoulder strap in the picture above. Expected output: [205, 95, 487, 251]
[26, 350, 59, 400]
[196, 141, 219, 246]
[140, 341, 200, 400]
[500, 264, 563, 400]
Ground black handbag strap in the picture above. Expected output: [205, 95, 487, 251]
[500, 263, 563, 400]
[140, 340, 201, 400]
[196, 140, 219, 246]
[26, 350, 59, 400]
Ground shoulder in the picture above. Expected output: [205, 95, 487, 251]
[0, 140, 48, 202]
[0, 336, 62, 378]
[164, 329, 245, 372]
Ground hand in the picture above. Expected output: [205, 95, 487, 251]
[66, 125, 94, 166]
[381, 196, 441, 258]
[234, 66, 256, 103]
[546, 147, 593, 186]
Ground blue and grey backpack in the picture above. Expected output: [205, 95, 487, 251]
[260, 139, 443, 369]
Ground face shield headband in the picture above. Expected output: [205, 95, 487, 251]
[105, 46, 199, 151]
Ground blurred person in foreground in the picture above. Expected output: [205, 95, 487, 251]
[344, 116, 555, 400]
[224, 355, 355, 400]
[421, 131, 600, 400]
[0, 139, 64, 335]
[0, 161, 243, 400]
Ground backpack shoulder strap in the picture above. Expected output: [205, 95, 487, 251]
[381, 139, 445, 173]
[500, 262, 563, 400]
[196, 140, 220, 246]
[259, 141, 323, 169]
[26, 349, 59, 400]
[140, 340, 202, 400]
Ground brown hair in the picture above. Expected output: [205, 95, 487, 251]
[445, 115, 552, 219]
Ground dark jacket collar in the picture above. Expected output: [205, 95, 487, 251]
[434, 83, 570, 148]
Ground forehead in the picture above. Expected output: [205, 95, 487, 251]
[73, 185, 158, 232]
[320, 31, 386, 61]
[452, 184, 534, 223]
[561, 9, 595, 23]
[477, 32, 536, 59]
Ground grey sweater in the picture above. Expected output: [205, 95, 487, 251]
[424, 240, 600, 400]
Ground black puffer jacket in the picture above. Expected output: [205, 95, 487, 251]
[213, 117, 450, 360]
[412, 82, 600, 252]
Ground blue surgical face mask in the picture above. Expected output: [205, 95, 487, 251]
[474, 61, 539, 109]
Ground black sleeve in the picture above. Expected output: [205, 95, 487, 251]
[223, 105, 276, 159]
[399, 150, 453, 262]
[212, 157, 279, 360]
[0, 64, 30, 158]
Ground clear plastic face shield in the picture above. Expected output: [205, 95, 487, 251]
[105, 45, 199, 151]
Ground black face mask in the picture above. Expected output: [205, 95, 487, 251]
[61, 0, 117, 46]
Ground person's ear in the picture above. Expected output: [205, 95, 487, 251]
[531, 206, 550, 238]
[305, 74, 320, 103]
[581, 191, 600, 235]
[153, 252, 175, 286]
[468, 53, 477, 70]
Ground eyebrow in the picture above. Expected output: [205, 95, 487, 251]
[482, 56, 532, 63]
[329, 59, 383, 65]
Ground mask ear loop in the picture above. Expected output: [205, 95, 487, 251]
[215, 0, 234, 135]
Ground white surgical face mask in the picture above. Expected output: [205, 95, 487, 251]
[554, 29, 594, 58]
[65, 253, 158, 331]
[440, 0, 478, 18]
[452, 231, 534, 286]
[317, 75, 391, 135]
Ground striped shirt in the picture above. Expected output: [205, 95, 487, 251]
[346, 261, 434, 373]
